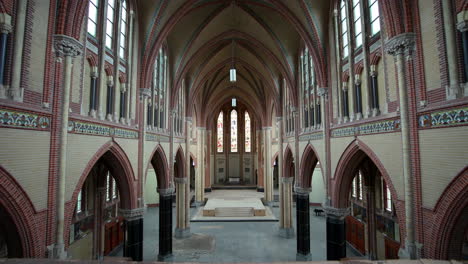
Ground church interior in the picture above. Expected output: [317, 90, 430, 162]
[0, 0, 467, 262]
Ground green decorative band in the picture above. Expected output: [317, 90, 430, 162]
[146, 133, 170, 142]
[0, 108, 50, 130]
[299, 132, 324, 141]
[68, 120, 138, 139]
[331, 119, 400, 138]
[418, 107, 468, 128]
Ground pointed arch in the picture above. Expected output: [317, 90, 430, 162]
[299, 144, 322, 189]
[174, 146, 186, 178]
[0, 166, 40, 257]
[146, 144, 170, 190]
[283, 145, 294, 179]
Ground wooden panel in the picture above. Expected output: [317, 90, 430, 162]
[385, 237, 400, 259]
[346, 216, 366, 254]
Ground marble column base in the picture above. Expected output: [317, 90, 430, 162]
[9, 87, 23, 102]
[175, 227, 191, 239]
[278, 227, 295, 238]
[296, 252, 312, 261]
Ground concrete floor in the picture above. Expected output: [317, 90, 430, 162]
[129, 200, 358, 262]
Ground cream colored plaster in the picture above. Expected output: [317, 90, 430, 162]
[114, 138, 139, 178]
[420, 126, 468, 209]
[0, 129, 50, 210]
[65, 134, 109, 201]
[330, 136, 354, 179]
[144, 168, 159, 205]
[358, 133, 404, 199]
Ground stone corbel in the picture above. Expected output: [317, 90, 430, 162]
[384, 32, 416, 57]
[53, 34, 83, 58]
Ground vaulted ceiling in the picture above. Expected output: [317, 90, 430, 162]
[136, 0, 331, 126]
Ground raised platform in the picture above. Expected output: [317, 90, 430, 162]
[211, 184, 257, 190]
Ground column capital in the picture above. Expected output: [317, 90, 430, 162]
[174, 177, 188, 184]
[90, 67, 98, 78]
[158, 187, 175, 196]
[317, 87, 328, 97]
[323, 206, 350, 220]
[186, 117, 193, 123]
[139, 88, 151, 98]
[107, 76, 114, 86]
[120, 83, 127, 93]
[385, 32, 416, 57]
[457, 20, 468, 32]
[53, 34, 83, 58]
[370, 65, 377, 77]
[276, 116, 283, 122]
[294, 186, 311, 196]
[119, 207, 146, 221]
[342, 82, 348, 92]
[281, 177, 294, 184]
[262, 126, 272, 130]
[0, 13, 12, 34]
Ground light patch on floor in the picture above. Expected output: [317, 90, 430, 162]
[198, 225, 225, 230]
[173, 233, 215, 252]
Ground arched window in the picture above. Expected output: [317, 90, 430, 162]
[217, 112, 223, 152]
[369, 0, 381, 35]
[340, 0, 349, 58]
[230, 110, 238, 152]
[119, 0, 128, 58]
[105, 0, 115, 49]
[245, 112, 251, 152]
[87, 0, 99, 36]
[353, 0, 363, 48]
[384, 182, 392, 211]
[76, 190, 83, 213]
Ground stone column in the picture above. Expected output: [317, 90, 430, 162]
[342, 83, 349, 122]
[185, 117, 192, 230]
[365, 184, 377, 260]
[333, 9, 343, 124]
[158, 188, 174, 261]
[0, 14, 11, 99]
[457, 12, 468, 94]
[119, 207, 145, 261]
[324, 206, 349, 260]
[195, 127, 206, 204]
[89, 68, 98, 117]
[354, 74, 362, 117]
[295, 187, 311, 260]
[120, 84, 127, 123]
[9, 0, 27, 102]
[263, 127, 273, 203]
[174, 177, 190, 238]
[106, 76, 114, 121]
[277, 116, 285, 230]
[385, 32, 416, 259]
[279, 177, 294, 238]
[126, 10, 134, 125]
[52, 34, 83, 259]
[370, 65, 380, 116]
[113, 0, 122, 123]
[443, 0, 461, 99]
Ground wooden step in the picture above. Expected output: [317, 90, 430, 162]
[214, 207, 254, 217]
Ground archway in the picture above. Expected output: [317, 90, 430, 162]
[174, 147, 191, 239]
[330, 140, 402, 260]
[0, 166, 38, 258]
[67, 143, 137, 260]
[429, 167, 468, 260]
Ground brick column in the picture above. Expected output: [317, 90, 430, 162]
[324, 206, 349, 260]
[52, 34, 83, 259]
[385, 32, 417, 259]
[295, 187, 311, 261]
[158, 188, 174, 261]
[119, 207, 145, 261]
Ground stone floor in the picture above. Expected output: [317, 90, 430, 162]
[114, 190, 359, 262]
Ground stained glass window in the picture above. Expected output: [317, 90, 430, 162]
[106, 172, 111, 201]
[77, 190, 82, 213]
[231, 110, 238, 152]
[358, 171, 363, 200]
[217, 112, 223, 152]
[352, 177, 357, 197]
[385, 183, 392, 211]
[112, 178, 117, 199]
[245, 112, 251, 152]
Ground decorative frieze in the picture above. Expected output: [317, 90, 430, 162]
[299, 131, 324, 141]
[331, 119, 401, 138]
[68, 120, 138, 139]
[418, 107, 468, 128]
[0, 108, 50, 130]
[146, 133, 170, 142]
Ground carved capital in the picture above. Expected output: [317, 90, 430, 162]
[281, 177, 294, 184]
[119, 207, 146, 221]
[174, 177, 188, 184]
[323, 206, 350, 220]
[370, 65, 377, 77]
[385, 33, 416, 57]
[317, 87, 328, 97]
[120, 84, 127, 93]
[342, 82, 348, 92]
[107, 76, 114, 87]
[139, 88, 151, 98]
[53, 34, 83, 58]
[294, 186, 311, 196]
[457, 20, 468, 32]
[0, 23, 12, 34]
[158, 187, 175, 196]
[0, 13, 12, 34]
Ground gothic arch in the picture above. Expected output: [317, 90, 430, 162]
[0, 166, 41, 257]
[146, 144, 171, 190]
[174, 146, 186, 178]
[283, 145, 294, 179]
[428, 167, 468, 260]
[299, 143, 322, 189]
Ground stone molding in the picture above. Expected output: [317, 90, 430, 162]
[385, 33, 416, 56]
[139, 88, 151, 98]
[323, 206, 350, 219]
[53, 34, 83, 58]
[281, 177, 294, 184]
[294, 186, 311, 196]
[174, 177, 188, 184]
[158, 187, 175, 196]
[119, 207, 146, 221]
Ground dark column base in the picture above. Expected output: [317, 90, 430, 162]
[325, 207, 348, 261]
[123, 218, 143, 261]
[159, 194, 173, 259]
[204, 187, 212, 192]
[296, 193, 310, 257]
[256, 187, 264, 192]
